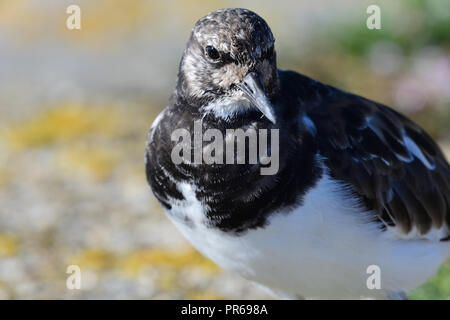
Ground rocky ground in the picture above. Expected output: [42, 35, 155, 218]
[0, 100, 274, 299]
[0, 100, 448, 299]
[0, 0, 448, 300]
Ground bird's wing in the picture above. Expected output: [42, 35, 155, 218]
[307, 90, 450, 240]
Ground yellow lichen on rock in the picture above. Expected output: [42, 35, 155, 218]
[186, 291, 225, 300]
[0, 234, 18, 257]
[68, 248, 115, 270]
[55, 144, 118, 181]
[119, 247, 220, 276]
[4, 103, 120, 151]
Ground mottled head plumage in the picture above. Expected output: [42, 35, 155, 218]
[177, 8, 279, 120]
[192, 8, 275, 64]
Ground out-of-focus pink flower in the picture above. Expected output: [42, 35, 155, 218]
[394, 78, 429, 113]
[394, 47, 450, 112]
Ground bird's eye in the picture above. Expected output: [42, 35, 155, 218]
[205, 45, 220, 61]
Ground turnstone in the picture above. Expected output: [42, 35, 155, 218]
[146, 8, 450, 299]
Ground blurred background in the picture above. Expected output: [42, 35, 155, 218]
[0, 0, 449, 299]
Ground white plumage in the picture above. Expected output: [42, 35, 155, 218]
[164, 165, 449, 299]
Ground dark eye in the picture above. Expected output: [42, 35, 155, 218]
[205, 45, 220, 61]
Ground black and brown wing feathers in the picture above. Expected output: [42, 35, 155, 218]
[308, 90, 450, 239]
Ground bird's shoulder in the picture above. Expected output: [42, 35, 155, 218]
[294, 79, 450, 240]
[145, 103, 192, 209]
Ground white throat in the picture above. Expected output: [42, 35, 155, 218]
[201, 95, 254, 121]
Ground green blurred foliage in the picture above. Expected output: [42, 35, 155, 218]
[410, 261, 450, 300]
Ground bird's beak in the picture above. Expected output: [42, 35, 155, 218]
[236, 71, 277, 124]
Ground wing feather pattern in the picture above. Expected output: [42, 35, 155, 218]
[308, 92, 450, 240]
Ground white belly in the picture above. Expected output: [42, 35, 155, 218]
[165, 173, 449, 299]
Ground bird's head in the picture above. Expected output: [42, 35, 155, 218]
[178, 8, 279, 123]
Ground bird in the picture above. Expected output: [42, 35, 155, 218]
[145, 8, 450, 299]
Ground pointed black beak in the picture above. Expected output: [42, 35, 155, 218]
[236, 71, 277, 124]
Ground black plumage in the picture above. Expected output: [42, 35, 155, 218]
[146, 8, 450, 239]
